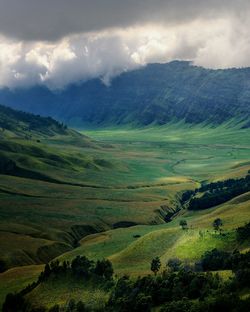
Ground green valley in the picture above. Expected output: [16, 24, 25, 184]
[0, 109, 249, 310]
[1, 1, 250, 309]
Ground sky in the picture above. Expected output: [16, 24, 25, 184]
[0, 0, 250, 89]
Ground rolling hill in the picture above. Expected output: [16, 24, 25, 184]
[1, 61, 250, 127]
[0, 106, 119, 272]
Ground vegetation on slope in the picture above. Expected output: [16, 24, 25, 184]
[0, 104, 70, 138]
[1, 61, 250, 127]
[55, 185, 250, 278]
[0, 123, 249, 271]
[2, 248, 250, 311]
[0, 113, 249, 310]
[181, 171, 250, 210]
[0, 106, 117, 271]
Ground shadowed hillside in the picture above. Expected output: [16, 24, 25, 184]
[0, 104, 70, 138]
[0, 106, 118, 271]
[1, 61, 250, 127]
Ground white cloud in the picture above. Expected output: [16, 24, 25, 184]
[1, 16, 250, 89]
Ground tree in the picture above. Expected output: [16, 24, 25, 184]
[71, 255, 94, 278]
[134, 293, 152, 312]
[151, 257, 161, 275]
[0, 259, 6, 273]
[179, 220, 188, 230]
[236, 222, 250, 242]
[167, 258, 182, 272]
[76, 301, 86, 312]
[213, 218, 223, 232]
[94, 259, 114, 280]
[66, 299, 76, 312]
[2, 293, 25, 312]
[43, 263, 51, 278]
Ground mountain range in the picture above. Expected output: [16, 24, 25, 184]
[0, 61, 250, 127]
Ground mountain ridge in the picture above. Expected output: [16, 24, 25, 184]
[0, 104, 70, 138]
[0, 61, 250, 127]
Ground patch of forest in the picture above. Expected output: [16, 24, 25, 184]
[181, 171, 250, 210]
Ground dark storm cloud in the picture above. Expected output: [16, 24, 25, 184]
[0, 0, 248, 41]
[1, 0, 250, 89]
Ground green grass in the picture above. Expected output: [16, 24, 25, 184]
[0, 123, 249, 270]
[84, 122, 250, 182]
[0, 122, 250, 308]
[0, 265, 44, 308]
[58, 191, 250, 276]
[25, 275, 109, 311]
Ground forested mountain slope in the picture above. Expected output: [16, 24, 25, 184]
[0, 61, 250, 127]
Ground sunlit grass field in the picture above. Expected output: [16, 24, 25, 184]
[58, 192, 249, 276]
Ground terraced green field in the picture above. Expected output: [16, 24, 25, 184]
[0, 123, 250, 308]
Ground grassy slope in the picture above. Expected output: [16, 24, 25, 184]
[58, 191, 249, 276]
[6, 191, 248, 310]
[0, 265, 44, 307]
[26, 275, 109, 311]
[0, 123, 250, 308]
[0, 103, 72, 138]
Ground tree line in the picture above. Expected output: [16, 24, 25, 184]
[3, 246, 250, 312]
[109, 250, 250, 312]
[180, 171, 250, 210]
[236, 222, 250, 242]
[3, 256, 113, 312]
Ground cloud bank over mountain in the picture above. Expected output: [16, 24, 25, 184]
[0, 0, 250, 88]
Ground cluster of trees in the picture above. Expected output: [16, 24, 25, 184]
[107, 265, 250, 312]
[3, 249, 250, 312]
[107, 271, 220, 311]
[200, 249, 250, 273]
[236, 222, 250, 242]
[160, 295, 250, 312]
[48, 300, 87, 312]
[178, 218, 223, 232]
[3, 256, 113, 312]
[150, 248, 250, 277]
[198, 173, 250, 192]
[117, 248, 250, 311]
[38, 256, 113, 283]
[180, 190, 195, 205]
[180, 172, 250, 210]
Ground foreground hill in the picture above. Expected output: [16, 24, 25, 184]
[1, 61, 250, 127]
[1, 188, 249, 310]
